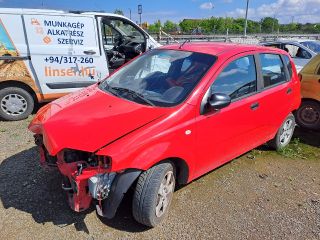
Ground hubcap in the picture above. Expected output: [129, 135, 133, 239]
[279, 119, 294, 146]
[155, 171, 175, 218]
[299, 106, 320, 125]
[1, 94, 27, 116]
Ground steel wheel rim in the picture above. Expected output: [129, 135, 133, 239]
[279, 119, 294, 146]
[1, 93, 27, 116]
[299, 106, 320, 125]
[155, 170, 175, 218]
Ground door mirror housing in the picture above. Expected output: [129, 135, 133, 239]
[208, 93, 231, 110]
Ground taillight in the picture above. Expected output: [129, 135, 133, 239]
[298, 73, 302, 81]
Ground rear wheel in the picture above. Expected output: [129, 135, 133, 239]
[295, 100, 320, 130]
[132, 162, 175, 227]
[268, 113, 295, 151]
[0, 87, 34, 121]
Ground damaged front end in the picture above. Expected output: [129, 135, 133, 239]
[34, 134, 141, 218]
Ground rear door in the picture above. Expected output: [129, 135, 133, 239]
[255, 53, 294, 137]
[23, 14, 108, 95]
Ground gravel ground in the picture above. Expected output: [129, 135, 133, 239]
[0, 117, 319, 240]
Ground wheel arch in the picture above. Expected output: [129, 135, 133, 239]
[301, 97, 320, 104]
[0, 80, 38, 104]
[157, 157, 190, 186]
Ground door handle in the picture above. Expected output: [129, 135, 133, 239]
[286, 88, 292, 94]
[83, 50, 96, 55]
[250, 102, 259, 110]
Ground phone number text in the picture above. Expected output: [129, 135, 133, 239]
[44, 56, 94, 64]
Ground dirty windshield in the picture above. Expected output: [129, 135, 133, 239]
[99, 49, 216, 107]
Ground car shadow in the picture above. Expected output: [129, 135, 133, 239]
[98, 188, 150, 232]
[254, 126, 320, 152]
[293, 126, 320, 147]
[0, 147, 93, 233]
[0, 146, 149, 233]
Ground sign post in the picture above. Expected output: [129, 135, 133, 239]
[138, 4, 142, 26]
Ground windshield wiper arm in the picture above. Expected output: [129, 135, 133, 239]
[111, 87, 155, 106]
[103, 82, 121, 97]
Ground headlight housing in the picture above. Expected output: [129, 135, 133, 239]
[63, 149, 112, 169]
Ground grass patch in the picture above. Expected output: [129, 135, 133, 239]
[277, 138, 318, 160]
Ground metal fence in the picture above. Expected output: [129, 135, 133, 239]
[151, 33, 320, 45]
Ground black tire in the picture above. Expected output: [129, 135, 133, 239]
[295, 100, 320, 130]
[132, 162, 175, 227]
[268, 113, 295, 151]
[0, 87, 34, 121]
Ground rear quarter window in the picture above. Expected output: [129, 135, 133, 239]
[283, 55, 293, 79]
[259, 54, 287, 88]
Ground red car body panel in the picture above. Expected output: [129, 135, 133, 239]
[29, 84, 172, 156]
[28, 43, 301, 216]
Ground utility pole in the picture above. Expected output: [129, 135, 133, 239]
[272, 14, 276, 33]
[138, 4, 142, 27]
[259, 19, 262, 33]
[129, 8, 132, 20]
[244, 0, 250, 36]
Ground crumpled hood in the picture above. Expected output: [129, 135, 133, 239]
[29, 84, 169, 155]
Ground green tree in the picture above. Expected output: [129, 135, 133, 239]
[163, 20, 178, 32]
[261, 17, 279, 33]
[149, 20, 162, 33]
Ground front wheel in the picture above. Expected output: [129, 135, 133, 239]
[0, 87, 34, 121]
[132, 162, 175, 227]
[295, 100, 320, 130]
[268, 113, 295, 151]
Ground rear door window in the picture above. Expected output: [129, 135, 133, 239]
[259, 54, 287, 88]
[284, 44, 312, 59]
[211, 55, 257, 100]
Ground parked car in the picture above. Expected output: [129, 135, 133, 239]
[0, 8, 160, 121]
[29, 42, 301, 227]
[260, 39, 319, 72]
[295, 54, 320, 130]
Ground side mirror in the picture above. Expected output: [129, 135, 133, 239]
[208, 93, 231, 110]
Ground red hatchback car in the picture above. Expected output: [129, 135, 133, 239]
[29, 43, 301, 227]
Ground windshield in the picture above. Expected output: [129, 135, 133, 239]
[99, 49, 216, 107]
[301, 41, 320, 53]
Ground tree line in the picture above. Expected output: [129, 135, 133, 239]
[113, 9, 320, 34]
[150, 17, 320, 34]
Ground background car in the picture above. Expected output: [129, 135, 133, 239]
[295, 54, 320, 130]
[260, 39, 319, 72]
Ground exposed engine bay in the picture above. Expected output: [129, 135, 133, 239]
[102, 18, 146, 72]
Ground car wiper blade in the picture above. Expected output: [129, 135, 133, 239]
[103, 82, 121, 97]
[111, 87, 155, 106]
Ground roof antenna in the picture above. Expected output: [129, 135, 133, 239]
[179, 39, 190, 49]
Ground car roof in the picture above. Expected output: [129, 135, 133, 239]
[261, 39, 318, 44]
[160, 42, 286, 57]
[0, 8, 127, 19]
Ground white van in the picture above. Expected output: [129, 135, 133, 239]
[0, 8, 160, 120]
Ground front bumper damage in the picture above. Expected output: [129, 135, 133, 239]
[35, 135, 141, 219]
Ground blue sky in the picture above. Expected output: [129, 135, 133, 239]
[1, 0, 320, 24]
